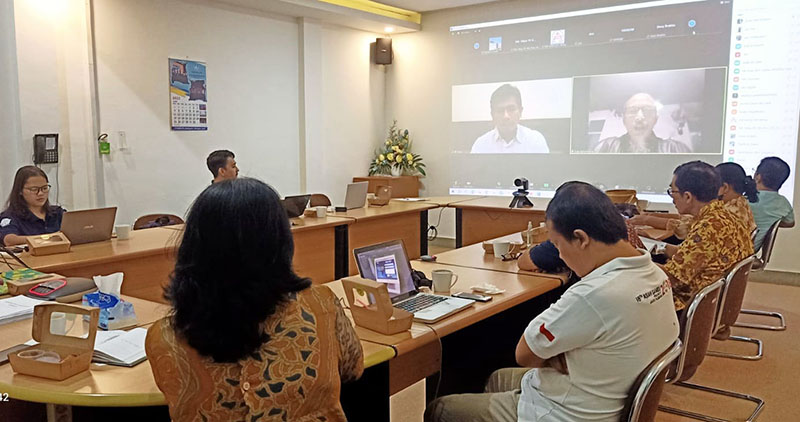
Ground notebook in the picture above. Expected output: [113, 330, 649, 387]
[1, 268, 48, 283]
[353, 240, 473, 323]
[92, 327, 148, 367]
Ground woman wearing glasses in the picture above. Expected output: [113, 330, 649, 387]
[0, 166, 65, 246]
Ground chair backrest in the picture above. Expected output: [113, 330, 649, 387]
[714, 256, 755, 339]
[621, 339, 683, 422]
[310, 193, 332, 207]
[133, 213, 184, 230]
[671, 279, 724, 383]
[758, 220, 781, 266]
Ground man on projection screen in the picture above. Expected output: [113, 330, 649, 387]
[470, 84, 550, 154]
[594, 93, 690, 154]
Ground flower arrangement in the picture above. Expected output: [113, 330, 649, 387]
[369, 120, 426, 176]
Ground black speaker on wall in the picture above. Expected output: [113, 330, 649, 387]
[375, 37, 392, 65]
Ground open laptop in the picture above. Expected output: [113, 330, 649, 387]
[354, 240, 473, 323]
[341, 182, 369, 210]
[282, 194, 311, 218]
[60, 207, 117, 245]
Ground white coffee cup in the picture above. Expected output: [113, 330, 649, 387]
[432, 269, 459, 293]
[50, 312, 76, 335]
[115, 224, 132, 240]
[316, 206, 327, 218]
[492, 241, 511, 257]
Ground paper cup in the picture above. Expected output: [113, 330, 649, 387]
[316, 206, 327, 218]
[115, 224, 131, 240]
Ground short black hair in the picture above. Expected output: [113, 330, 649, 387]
[755, 156, 791, 190]
[673, 161, 720, 202]
[166, 178, 311, 362]
[206, 150, 234, 177]
[545, 181, 628, 244]
[490, 84, 522, 110]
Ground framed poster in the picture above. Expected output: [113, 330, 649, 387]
[169, 58, 207, 131]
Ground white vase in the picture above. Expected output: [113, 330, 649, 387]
[390, 166, 402, 177]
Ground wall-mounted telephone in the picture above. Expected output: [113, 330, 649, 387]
[33, 134, 59, 164]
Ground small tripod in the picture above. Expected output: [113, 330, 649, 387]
[509, 189, 533, 208]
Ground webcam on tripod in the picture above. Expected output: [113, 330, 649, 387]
[509, 177, 533, 208]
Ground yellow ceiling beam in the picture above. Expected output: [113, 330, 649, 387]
[317, 0, 422, 24]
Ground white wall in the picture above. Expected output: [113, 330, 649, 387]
[91, 0, 302, 224]
[306, 23, 386, 204]
[11, 0, 97, 211]
[0, 0, 22, 201]
[8, 0, 387, 227]
[388, 0, 800, 271]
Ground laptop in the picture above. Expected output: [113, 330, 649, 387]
[282, 194, 311, 218]
[342, 182, 369, 210]
[60, 207, 117, 245]
[353, 240, 474, 323]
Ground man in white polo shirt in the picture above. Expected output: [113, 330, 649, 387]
[470, 84, 550, 154]
[425, 181, 679, 422]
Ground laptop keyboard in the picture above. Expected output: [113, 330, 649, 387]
[395, 294, 448, 313]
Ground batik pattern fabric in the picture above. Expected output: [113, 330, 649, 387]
[664, 200, 753, 311]
[724, 195, 758, 238]
[145, 285, 363, 422]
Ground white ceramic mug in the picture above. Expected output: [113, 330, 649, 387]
[432, 269, 458, 293]
[50, 312, 76, 336]
[115, 224, 132, 240]
[316, 206, 327, 218]
[492, 241, 511, 257]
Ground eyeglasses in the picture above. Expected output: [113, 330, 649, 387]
[501, 252, 523, 262]
[24, 185, 51, 195]
[623, 106, 657, 117]
[491, 104, 521, 115]
[666, 187, 679, 196]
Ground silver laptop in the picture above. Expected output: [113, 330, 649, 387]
[354, 240, 473, 323]
[343, 182, 369, 210]
[60, 207, 117, 245]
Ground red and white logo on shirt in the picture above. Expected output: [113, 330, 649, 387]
[539, 323, 555, 342]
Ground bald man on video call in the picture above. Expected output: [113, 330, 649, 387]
[593, 93, 690, 154]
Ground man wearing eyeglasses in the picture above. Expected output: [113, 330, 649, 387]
[659, 161, 752, 312]
[1, 166, 66, 246]
[594, 93, 690, 154]
[470, 84, 550, 154]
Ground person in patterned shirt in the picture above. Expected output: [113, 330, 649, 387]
[145, 178, 363, 422]
[716, 162, 758, 237]
[660, 161, 753, 311]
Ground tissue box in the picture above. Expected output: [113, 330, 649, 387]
[82, 292, 138, 330]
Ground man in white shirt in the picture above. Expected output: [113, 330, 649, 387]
[425, 182, 679, 422]
[470, 84, 550, 154]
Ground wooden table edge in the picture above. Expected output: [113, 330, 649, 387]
[0, 381, 167, 407]
[421, 261, 566, 286]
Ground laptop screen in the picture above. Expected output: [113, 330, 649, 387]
[353, 240, 417, 301]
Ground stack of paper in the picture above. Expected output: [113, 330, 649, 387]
[93, 327, 148, 367]
[0, 295, 42, 325]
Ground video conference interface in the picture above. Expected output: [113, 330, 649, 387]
[449, 0, 800, 202]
